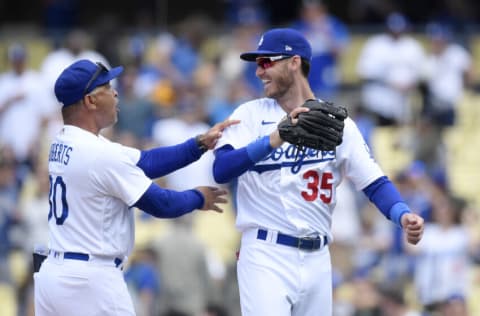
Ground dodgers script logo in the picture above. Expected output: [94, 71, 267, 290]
[251, 144, 336, 174]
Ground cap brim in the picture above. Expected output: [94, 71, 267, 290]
[240, 50, 287, 61]
[96, 66, 124, 86]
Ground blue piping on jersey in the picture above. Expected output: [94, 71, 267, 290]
[250, 157, 336, 174]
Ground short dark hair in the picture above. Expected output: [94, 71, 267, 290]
[61, 99, 83, 123]
[300, 58, 310, 78]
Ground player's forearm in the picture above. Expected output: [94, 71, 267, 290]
[212, 136, 271, 183]
[133, 183, 204, 218]
[137, 138, 202, 179]
[213, 145, 254, 183]
[269, 130, 284, 148]
[362, 176, 411, 227]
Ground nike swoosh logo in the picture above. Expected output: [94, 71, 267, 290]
[261, 120, 276, 125]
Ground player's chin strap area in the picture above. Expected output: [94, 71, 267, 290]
[254, 228, 328, 251]
[47, 250, 127, 270]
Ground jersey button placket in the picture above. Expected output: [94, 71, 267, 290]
[280, 164, 298, 226]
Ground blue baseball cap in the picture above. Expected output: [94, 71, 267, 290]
[8, 43, 27, 61]
[54, 59, 123, 107]
[386, 12, 408, 33]
[240, 28, 312, 62]
[426, 22, 452, 41]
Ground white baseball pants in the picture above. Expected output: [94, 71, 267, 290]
[237, 229, 332, 316]
[34, 255, 134, 316]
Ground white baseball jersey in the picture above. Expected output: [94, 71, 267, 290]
[216, 98, 384, 242]
[47, 125, 152, 258]
[414, 224, 470, 305]
[423, 43, 472, 106]
[356, 34, 425, 122]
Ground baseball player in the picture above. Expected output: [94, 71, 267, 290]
[213, 28, 424, 315]
[34, 59, 238, 316]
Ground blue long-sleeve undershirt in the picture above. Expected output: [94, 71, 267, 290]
[136, 138, 202, 179]
[133, 183, 204, 218]
[362, 176, 411, 227]
[213, 136, 273, 183]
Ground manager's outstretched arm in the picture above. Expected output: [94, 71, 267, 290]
[133, 183, 227, 218]
[138, 119, 239, 179]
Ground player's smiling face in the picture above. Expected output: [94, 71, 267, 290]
[256, 56, 294, 99]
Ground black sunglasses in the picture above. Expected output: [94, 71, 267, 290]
[83, 62, 109, 95]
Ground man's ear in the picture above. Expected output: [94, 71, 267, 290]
[83, 94, 97, 110]
[290, 55, 302, 70]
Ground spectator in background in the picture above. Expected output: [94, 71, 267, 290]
[414, 22, 474, 180]
[376, 161, 435, 284]
[40, 29, 115, 141]
[16, 159, 51, 316]
[351, 275, 382, 316]
[41, 29, 112, 94]
[420, 22, 473, 128]
[292, 0, 350, 100]
[171, 16, 208, 81]
[161, 310, 190, 316]
[439, 295, 468, 316]
[407, 194, 472, 314]
[18, 163, 50, 254]
[222, 4, 267, 98]
[378, 282, 421, 316]
[129, 33, 183, 111]
[207, 76, 252, 126]
[115, 64, 156, 148]
[151, 215, 214, 316]
[356, 12, 425, 128]
[124, 247, 160, 316]
[152, 93, 217, 191]
[202, 303, 229, 316]
[0, 147, 20, 284]
[351, 203, 392, 280]
[0, 43, 54, 174]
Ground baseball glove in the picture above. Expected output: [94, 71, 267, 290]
[278, 99, 348, 153]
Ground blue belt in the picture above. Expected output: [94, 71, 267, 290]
[257, 229, 327, 251]
[50, 251, 123, 268]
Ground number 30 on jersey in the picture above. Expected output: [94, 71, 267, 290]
[48, 175, 69, 225]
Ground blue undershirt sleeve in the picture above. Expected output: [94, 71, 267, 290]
[132, 183, 204, 218]
[213, 136, 273, 184]
[136, 138, 202, 179]
[362, 176, 411, 227]
[246, 136, 273, 162]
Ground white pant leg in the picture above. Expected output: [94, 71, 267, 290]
[237, 230, 332, 316]
[291, 248, 332, 316]
[34, 258, 135, 316]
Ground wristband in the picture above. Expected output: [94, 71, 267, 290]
[246, 136, 273, 162]
[195, 135, 208, 154]
[390, 202, 411, 227]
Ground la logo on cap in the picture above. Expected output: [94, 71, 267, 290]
[285, 45, 292, 51]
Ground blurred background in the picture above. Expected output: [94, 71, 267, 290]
[0, 0, 480, 315]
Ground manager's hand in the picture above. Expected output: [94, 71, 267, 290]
[195, 186, 228, 213]
[197, 119, 240, 150]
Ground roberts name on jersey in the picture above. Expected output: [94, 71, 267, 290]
[48, 142, 73, 165]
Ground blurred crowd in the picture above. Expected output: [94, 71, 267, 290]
[0, 0, 479, 315]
